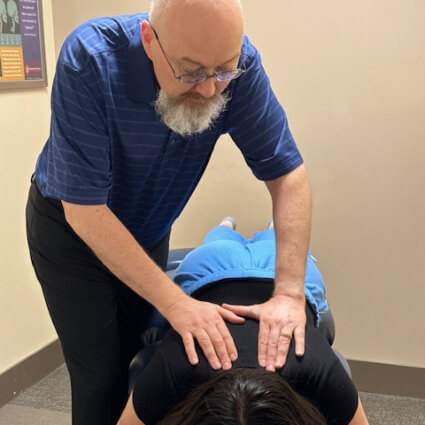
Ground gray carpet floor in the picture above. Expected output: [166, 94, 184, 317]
[1, 363, 424, 424]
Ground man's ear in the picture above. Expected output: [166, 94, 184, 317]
[141, 20, 154, 60]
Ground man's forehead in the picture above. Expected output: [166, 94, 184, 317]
[157, 0, 244, 69]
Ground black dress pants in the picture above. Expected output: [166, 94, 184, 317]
[26, 179, 170, 425]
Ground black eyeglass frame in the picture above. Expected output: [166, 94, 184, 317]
[148, 21, 246, 85]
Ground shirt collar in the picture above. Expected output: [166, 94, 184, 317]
[126, 22, 159, 104]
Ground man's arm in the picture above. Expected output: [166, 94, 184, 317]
[223, 163, 311, 370]
[62, 202, 244, 370]
[268, 163, 312, 300]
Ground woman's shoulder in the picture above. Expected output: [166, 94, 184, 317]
[132, 330, 212, 424]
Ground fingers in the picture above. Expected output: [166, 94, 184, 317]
[181, 331, 199, 366]
[198, 306, 242, 369]
[221, 303, 260, 320]
[258, 320, 293, 371]
[180, 307, 239, 370]
[253, 296, 307, 370]
[266, 324, 284, 371]
[258, 326, 293, 371]
[218, 306, 245, 324]
[294, 325, 305, 357]
[216, 319, 238, 364]
[195, 320, 236, 370]
[194, 328, 223, 370]
[274, 329, 293, 369]
[257, 319, 270, 368]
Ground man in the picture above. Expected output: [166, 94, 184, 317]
[26, 0, 312, 424]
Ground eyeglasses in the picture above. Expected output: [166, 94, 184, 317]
[149, 21, 245, 85]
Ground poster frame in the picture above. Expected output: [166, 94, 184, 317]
[0, 0, 48, 90]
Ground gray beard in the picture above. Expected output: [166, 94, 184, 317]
[154, 89, 230, 138]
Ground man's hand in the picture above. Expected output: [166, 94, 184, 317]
[162, 295, 245, 370]
[222, 294, 306, 371]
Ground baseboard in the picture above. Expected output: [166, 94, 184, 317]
[0, 340, 64, 408]
[348, 359, 425, 399]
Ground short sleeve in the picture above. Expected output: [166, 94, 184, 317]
[42, 59, 112, 204]
[223, 38, 303, 181]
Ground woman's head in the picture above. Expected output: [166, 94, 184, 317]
[158, 367, 327, 425]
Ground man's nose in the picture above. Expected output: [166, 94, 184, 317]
[194, 77, 217, 98]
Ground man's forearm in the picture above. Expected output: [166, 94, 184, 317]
[62, 201, 185, 314]
[62, 201, 245, 370]
[265, 164, 312, 299]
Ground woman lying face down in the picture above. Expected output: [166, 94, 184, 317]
[117, 279, 368, 425]
[118, 219, 368, 425]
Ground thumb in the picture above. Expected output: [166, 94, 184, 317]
[222, 303, 260, 320]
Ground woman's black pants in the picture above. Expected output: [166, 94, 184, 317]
[26, 179, 170, 425]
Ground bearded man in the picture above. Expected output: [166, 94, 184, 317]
[26, 1, 312, 424]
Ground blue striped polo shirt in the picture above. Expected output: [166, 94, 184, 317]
[34, 13, 303, 246]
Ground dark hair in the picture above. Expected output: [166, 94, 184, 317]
[158, 368, 327, 425]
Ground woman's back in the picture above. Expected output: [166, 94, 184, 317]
[131, 279, 358, 425]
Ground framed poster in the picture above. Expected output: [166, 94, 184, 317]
[0, 0, 47, 89]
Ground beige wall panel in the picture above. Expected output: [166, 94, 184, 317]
[243, 0, 425, 367]
[170, 135, 272, 248]
[52, 0, 151, 56]
[0, 0, 58, 374]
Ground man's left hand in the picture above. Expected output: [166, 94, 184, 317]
[222, 294, 306, 371]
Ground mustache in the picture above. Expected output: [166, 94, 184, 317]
[176, 90, 222, 103]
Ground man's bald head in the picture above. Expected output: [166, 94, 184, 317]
[149, 0, 244, 36]
[148, 0, 244, 74]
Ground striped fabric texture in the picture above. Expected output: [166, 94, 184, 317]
[34, 13, 303, 245]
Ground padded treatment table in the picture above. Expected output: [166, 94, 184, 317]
[128, 248, 351, 392]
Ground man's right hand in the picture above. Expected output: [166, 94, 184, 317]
[162, 295, 245, 370]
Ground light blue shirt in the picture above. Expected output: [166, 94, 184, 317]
[174, 227, 329, 326]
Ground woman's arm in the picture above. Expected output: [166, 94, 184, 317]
[349, 399, 369, 425]
[117, 393, 145, 425]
